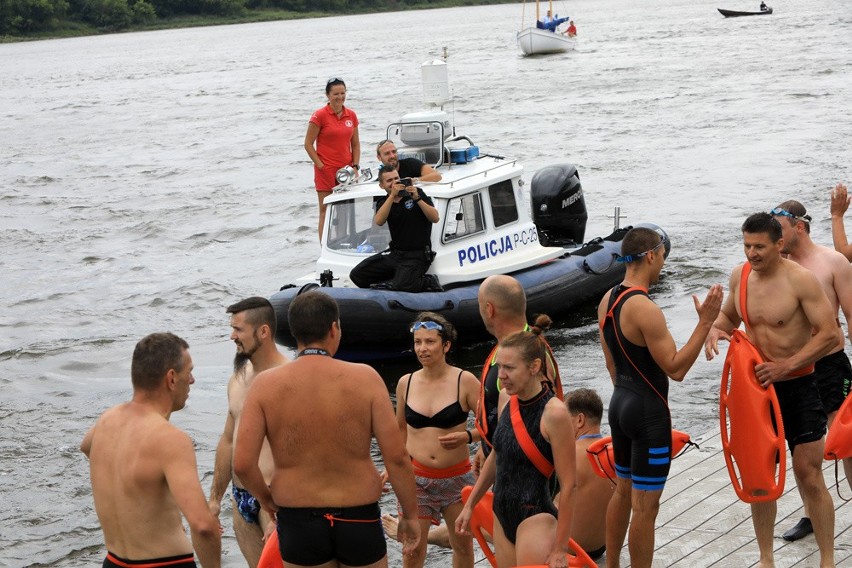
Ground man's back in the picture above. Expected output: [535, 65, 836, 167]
[255, 356, 389, 507]
[571, 436, 614, 553]
[88, 402, 193, 559]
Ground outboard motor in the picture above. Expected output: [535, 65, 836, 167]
[531, 164, 588, 247]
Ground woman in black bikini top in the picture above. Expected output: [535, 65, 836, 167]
[394, 312, 481, 568]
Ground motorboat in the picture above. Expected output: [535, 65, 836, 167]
[517, 0, 576, 56]
[718, 7, 773, 17]
[269, 57, 669, 361]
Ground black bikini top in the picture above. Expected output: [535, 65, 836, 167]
[404, 370, 468, 429]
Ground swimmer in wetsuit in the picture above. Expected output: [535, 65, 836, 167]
[457, 331, 576, 568]
[598, 227, 722, 568]
[393, 312, 480, 568]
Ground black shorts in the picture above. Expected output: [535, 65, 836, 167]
[774, 373, 827, 452]
[276, 502, 385, 566]
[608, 385, 672, 491]
[104, 552, 196, 568]
[813, 350, 852, 414]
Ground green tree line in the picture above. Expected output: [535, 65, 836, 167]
[0, 0, 475, 36]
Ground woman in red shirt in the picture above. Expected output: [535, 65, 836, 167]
[304, 78, 361, 242]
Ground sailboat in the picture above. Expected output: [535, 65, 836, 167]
[517, 0, 576, 56]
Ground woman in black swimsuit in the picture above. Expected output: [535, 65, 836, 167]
[456, 331, 576, 568]
[394, 312, 481, 568]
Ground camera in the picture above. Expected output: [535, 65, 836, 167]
[399, 177, 413, 187]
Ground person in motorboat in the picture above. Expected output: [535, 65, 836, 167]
[760, 1, 769, 10]
[455, 330, 577, 568]
[349, 166, 441, 292]
[304, 78, 361, 242]
[376, 139, 442, 184]
[393, 312, 480, 567]
[599, 227, 722, 568]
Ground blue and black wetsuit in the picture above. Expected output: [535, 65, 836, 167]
[492, 389, 557, 543]
[602, 284, 672, 491]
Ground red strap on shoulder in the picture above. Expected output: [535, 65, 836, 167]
[509, 395, 554, 478]
[475, 344, 500, 447]
[739, 263, 752, 331]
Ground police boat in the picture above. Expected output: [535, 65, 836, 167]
[270, 58, 669, 361]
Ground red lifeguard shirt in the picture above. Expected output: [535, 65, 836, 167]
[309, 104, 358, 168]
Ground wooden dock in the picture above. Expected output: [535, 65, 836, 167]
[473, 428, 852, 567]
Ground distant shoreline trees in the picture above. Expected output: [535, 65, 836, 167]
[1, 0, 509, 37]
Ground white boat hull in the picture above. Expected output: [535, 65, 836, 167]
[517, 27, 576, 55]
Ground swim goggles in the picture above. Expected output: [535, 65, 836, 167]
[410, 321, 444, 333]
[769, 207, 812, 223]
[326, 76, 345, 85]
[616, 238, 665, 263]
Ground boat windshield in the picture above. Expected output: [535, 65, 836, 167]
[326, 197, 390, 253]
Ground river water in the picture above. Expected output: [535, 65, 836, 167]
[1, 0, 851, 565]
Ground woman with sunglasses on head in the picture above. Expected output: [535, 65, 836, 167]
[304, 77, 361, 242]
[394, 312, 480, 568]
[456, 330, 577, 568]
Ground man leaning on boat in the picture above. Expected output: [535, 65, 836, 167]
[349, 164, 442, 292]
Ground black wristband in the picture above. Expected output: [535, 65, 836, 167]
[352, 164, 359, 170]
[466, 430, 473, 444]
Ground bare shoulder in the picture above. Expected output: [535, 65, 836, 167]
[784, 258, 822, 288]
[459, 369, 479, 388]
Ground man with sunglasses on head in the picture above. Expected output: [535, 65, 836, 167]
[705, 213, 837, 568]
[349, 165, 441, 292]
[768, 201, 852, 541]
[598, 227, 722, 568]
[376, 139, 442, 185]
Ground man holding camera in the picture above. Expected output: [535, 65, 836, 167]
[349, 165, 441, 292]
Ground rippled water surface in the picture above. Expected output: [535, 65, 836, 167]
[2, 0, 851, 565]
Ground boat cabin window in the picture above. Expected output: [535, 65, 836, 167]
[488, 180, 519, 227]
[326, 197, 390, 252]
[442, 193, 485, 243]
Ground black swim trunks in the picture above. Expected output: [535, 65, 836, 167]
[104, 552, 196, 568]
[276, 502, 385, 566]
[813, 350, 852, 415]
[774, 373, 827, 452]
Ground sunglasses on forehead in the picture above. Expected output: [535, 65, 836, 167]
[616, 238, 665, 263]
[327, 77, 345, 85]
[410, 321, 444, 333]
[769, 207, 811, 223]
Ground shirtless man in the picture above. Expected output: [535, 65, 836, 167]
[566, 388, 615, 561]
[706, 212, 837, 568]
[81, 332, 221, 568]
[830, 182, 852, 261]
[770, 201, 852, 540]
[233, 291, 420, 567]
[208, 297, 288, 567]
